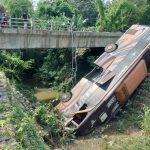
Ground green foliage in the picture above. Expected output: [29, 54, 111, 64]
[35, 0, 86, 30]
[0, 103, 13, 112]
[10, 104, 48, 150]
[38, 49, 73, 91]
[51, 15, 68, 30]
[0, 51, 34, 80]
[95, 0, 149, 32]
[141, 105, 150, 135]
[71, 0, 97, 26]
[100, 136, 150, 150]
[72, 11, 87, 30]
[139, 1, 150, 25]
[0, 4, 5, 12]
[94, 0, 105, 26]
[3, 0, 33, 18]
[34, 103, 74, 147]
[1, 73, 75, 149]
[36, 0, 75, 19]
[11, 81, 74, 148]
[87, 56, 97, 68]
[106, 0, 141, 31]
[1, 0, 150, 149]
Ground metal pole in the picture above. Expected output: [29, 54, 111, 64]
[51, 20, 53, 30]
[9, 17, 11, 28]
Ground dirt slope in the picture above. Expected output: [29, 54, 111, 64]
[0, 72, 17, 149]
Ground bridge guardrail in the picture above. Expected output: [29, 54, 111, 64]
[0, 17, 80, 31]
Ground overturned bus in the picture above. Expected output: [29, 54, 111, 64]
[56, 25, 150, 135]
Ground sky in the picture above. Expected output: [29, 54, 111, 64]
[31, 0, 111, 9]
[31, 0, 40, 8]
[32, 0, 40, 3]
[31, 0, 111, 5]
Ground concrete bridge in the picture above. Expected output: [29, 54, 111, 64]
[0, 28, 122, 49]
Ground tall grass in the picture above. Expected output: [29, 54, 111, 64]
[141, 105, 150, 135]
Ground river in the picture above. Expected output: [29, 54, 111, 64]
[34, 88, 63, 101]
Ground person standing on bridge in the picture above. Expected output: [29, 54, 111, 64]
[3, 13, 9, 28]
[0, 12, 4, 28]
[0, 11, 2, 28]
[22, 12, 28, 29]
[0, 5, 5, 28]
[67, 18, 72, 31]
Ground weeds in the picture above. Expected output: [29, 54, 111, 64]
[98, 76, 150, 150]
[3, 80, 74, 149]
[34, 103, 75, 148]
[100, 136, 150, 150]
[141, 105, 150, 135]
[10, 104, 48, 150]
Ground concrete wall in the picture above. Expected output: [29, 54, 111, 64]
[0, 28, 122, 49]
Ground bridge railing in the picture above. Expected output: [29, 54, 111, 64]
[0, 17, 79, 31]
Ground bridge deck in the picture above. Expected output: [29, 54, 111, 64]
[0, 28, 122, 49]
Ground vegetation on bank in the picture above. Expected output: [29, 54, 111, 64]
[99, 77, 150, 150]
[0, 80, 74, 149]
[1, 0, 150, 89]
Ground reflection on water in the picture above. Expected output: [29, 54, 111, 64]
[34, 88, 62, 101]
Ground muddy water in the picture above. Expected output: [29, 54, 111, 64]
[34, 88, 63, 101]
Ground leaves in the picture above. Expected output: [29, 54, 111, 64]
[141, 105, 150, 135]
[3, 0, 33, 18]
[38, 49, 72, 91]
[95, 0, 150, 32]
[34, 103, 74, 146]
[0, 51, 34, 80]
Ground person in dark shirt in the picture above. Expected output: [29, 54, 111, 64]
[0, 5, 5, 27]
[0, 12, 2, 27]
[0, 12, 4, 28]
[3, 13, 9, 28]
[67, 18, 72, 31]
[22, 12, 28, 29]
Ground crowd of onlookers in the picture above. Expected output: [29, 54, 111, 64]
[0, 4, 73, 30]
[0, 11, 29, 29]
[0, 4, 72, 31]
[0, 11, 9, 28]
[0, 4, 29, 29]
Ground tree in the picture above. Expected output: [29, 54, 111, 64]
[35, 0, 76, 19]
[71, 0, 98, 27]
[94, 0, 106, 30]
[0, 51, 34, 80]
[140, 7, 150, 25]
[38, 49, 73, 91]
[34, 0, 82, 30]
[0, 4, 5, 13]
[95, 0, 148, 32]
[3, 0, 33, 18]
[139, 0, 150, 25]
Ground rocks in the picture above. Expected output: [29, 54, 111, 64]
[0, 71, 17, 149]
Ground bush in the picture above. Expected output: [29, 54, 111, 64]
[0, 51, 34, 80]
[34, 103, 74, 148]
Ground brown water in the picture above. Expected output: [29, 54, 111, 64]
[34, 88, 62, 101]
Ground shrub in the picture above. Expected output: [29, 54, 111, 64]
[34, 103, 74, 148]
